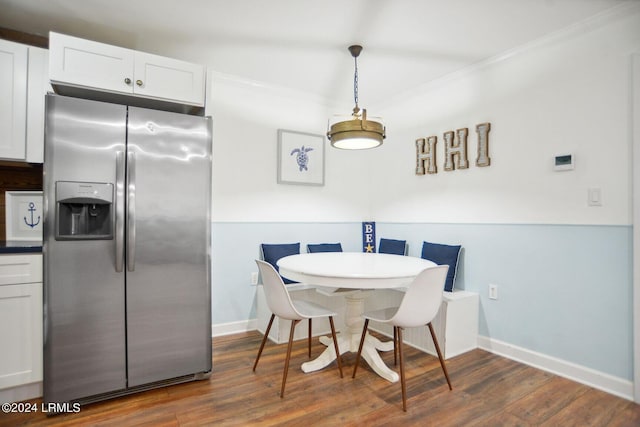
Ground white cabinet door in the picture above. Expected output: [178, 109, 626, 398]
[26, 46, 50, 163]
[0, 282, 43, 389]
[0, 255, 43, 392]
[49, 32, 135, 95]
[0, 39, 28, 160]
[134, 51, 205, 106]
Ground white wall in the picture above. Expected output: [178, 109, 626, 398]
[369, 5, 640, 225]
[209, 73, 375, 223]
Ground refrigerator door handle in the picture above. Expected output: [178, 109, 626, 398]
[127, 151, 136, 272]
[115, 151, 125, 272]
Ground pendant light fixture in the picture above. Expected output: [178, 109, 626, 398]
[327, 45, 386, 150]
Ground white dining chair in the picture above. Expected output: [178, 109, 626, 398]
[352, 265, 452, 411]
[253, 259, 343, 398]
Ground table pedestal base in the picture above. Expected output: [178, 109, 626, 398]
[300, 291, 399, 383]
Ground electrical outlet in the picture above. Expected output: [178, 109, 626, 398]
[489, 284, 498, 300]
[250, 272, 259, 285]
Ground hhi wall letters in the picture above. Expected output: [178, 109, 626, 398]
[416, 122, 491, 174]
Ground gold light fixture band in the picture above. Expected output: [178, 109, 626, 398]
[328, 110, 386, 150]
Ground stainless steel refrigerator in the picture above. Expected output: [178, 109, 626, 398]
[43, 94, 212, 405]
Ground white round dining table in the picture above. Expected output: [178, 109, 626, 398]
[277, 252, 436, 383]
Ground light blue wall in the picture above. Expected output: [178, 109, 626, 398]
[211, 221, 633, 380]
[375, 222, 633, 380]
[211, 222, 362, 324]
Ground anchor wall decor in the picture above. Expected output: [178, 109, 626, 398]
[24, 202, 41, 228]
[5, 191, 43, 241]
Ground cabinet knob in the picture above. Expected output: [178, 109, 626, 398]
[124, 78, 132, 85]
[136, 80, 143, 87]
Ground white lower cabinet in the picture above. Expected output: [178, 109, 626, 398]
[0, 254, 43, 403]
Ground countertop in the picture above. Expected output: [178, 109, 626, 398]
[0, 240, 43, 254]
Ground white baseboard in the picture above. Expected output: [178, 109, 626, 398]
[212, 319, 257, 337]
[478, 335, 633, 401]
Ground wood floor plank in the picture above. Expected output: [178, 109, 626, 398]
[1, 331, 639, 427]
[502, 375, 589, 424]
[540, 388, 637, 427]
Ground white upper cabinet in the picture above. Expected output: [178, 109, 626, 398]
[0, 39, 48, 162]
[49, 32, 205, 107]
[0, 39, 28, 160]
[49, 33, 134, 95]
[26, 46, 49, 163]
[133, 51, 206, 106]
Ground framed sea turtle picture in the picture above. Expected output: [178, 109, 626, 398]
[277, 129, 325, 186]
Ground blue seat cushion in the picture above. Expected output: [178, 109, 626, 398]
[261, 243, 300, 284]
[421, 241, 461, 292]
[307, 243, 343, 253]
[378, 238, 406, 255]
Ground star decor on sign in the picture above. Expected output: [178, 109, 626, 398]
[364, 243, 375, 253]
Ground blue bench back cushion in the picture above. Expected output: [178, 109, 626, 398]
[261, 243, 300, 284]
[421, 241, 461, 292]
[378, 238, 407, 255]
[307, 243, 343, 253]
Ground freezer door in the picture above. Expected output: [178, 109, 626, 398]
[43, 95, 127, 403]
[126, 107, 212, 386]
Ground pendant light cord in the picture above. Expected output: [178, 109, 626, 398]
[353, 55, 360, 115]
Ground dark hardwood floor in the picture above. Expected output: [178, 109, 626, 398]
[2, 331, 640, 426]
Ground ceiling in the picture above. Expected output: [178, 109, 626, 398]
[0, 0, 631, 109]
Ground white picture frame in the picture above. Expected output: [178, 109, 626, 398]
[5, 191, 43, 241]
[277, 129, 325, 186]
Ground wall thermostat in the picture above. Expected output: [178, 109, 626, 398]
[554, 154, 574, 171]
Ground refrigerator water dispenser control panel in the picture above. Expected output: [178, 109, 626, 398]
[55, 181, 114, 240]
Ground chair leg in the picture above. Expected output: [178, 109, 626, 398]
[393, 327, 398, 366]
[352, 319, 369, 378]
[253, 313, 275, 372]
[428, 322, 452, 391]
[398, 327, 407, 412]
[280, 319, 300, 398]
[308, 318, 312, 358]
[328, 316, 343, 378]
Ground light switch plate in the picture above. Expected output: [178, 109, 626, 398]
[588, 188, 602, 206]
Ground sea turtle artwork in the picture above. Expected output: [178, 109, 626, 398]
[290, 146, 314, 171]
